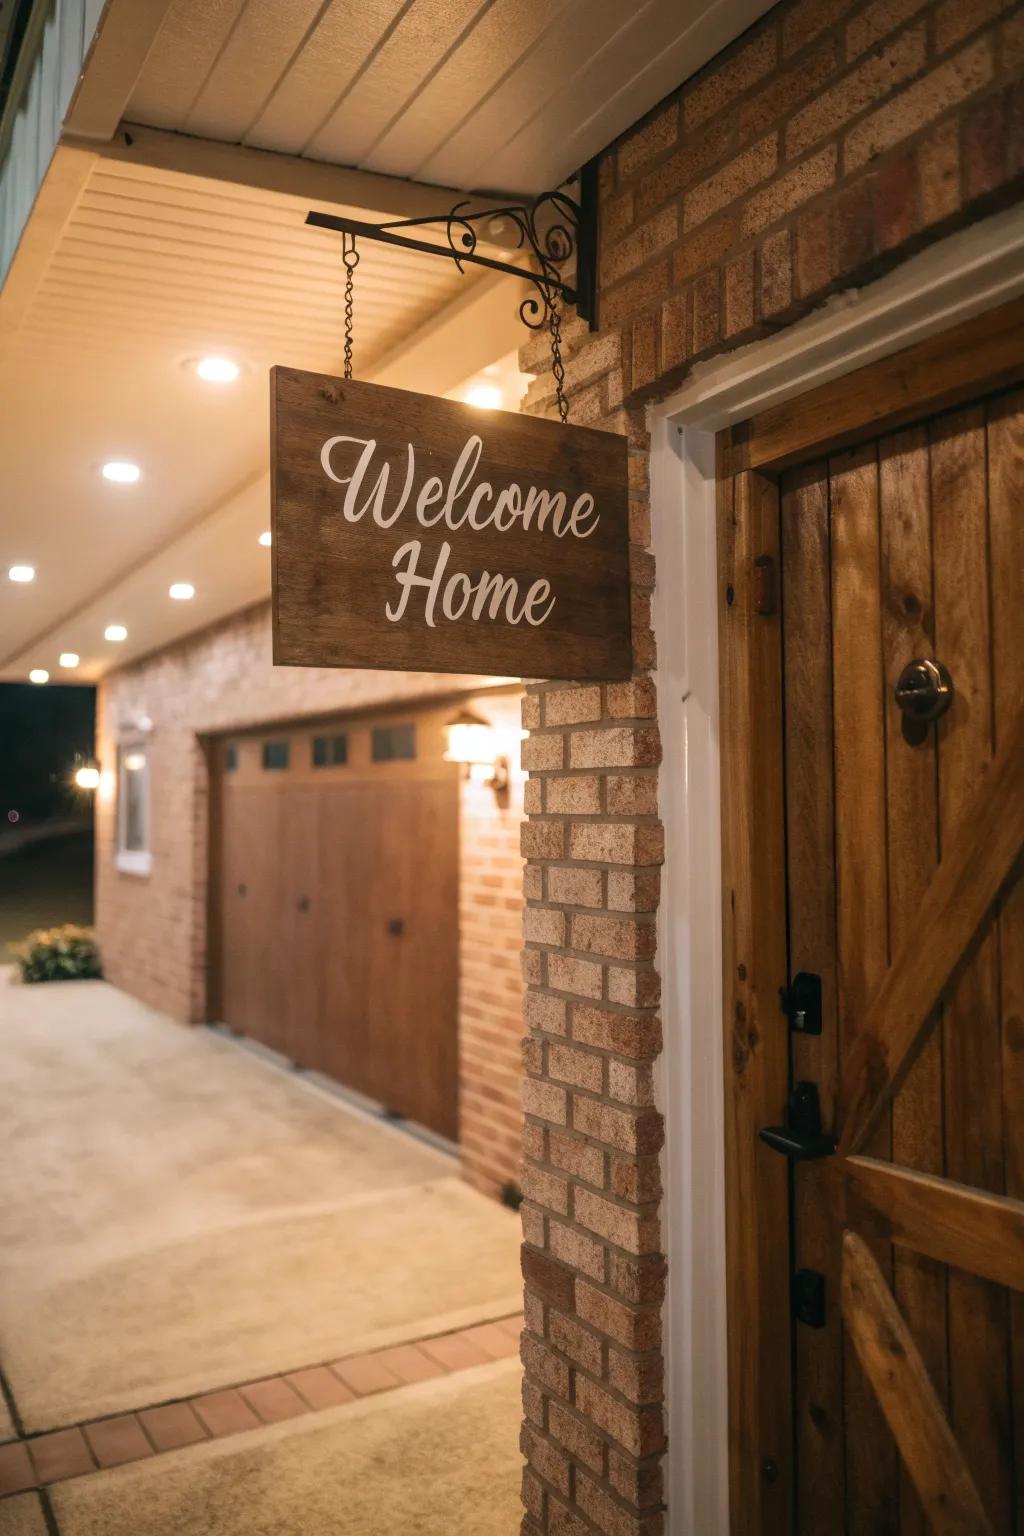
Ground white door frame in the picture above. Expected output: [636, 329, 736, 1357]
[650, 201, 1024, 1536]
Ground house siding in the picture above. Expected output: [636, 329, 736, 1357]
[516, 0, 1024, 1529]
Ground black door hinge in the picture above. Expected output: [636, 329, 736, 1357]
[780, 972, 822, 1035]
[793, 1268, 826, 1328]
[760, 1082, 836, 1161]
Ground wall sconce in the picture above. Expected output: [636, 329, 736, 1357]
[443, 708, 509, 797]
[74, 759, 101, 790]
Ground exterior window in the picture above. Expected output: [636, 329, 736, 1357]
[312, 733, 348, 767]
[372, 724, 416, 762]
[116, 741, 151, 875]
[262, 740, 289, 770]
[225, 742, 238, 771]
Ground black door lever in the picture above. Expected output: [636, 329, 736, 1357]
[760, 1082, 836, 1161]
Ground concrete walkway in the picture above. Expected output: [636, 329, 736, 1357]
[0, 973, 523, 1533]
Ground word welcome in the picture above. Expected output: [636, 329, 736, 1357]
[321, 431, 601, 629]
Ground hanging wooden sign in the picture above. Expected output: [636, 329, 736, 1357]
[270, 367, 632, 680]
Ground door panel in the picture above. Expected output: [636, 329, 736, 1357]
[778, 386, 1024, 1533]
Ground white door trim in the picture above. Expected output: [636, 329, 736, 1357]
[651, 199, 1024, 1536]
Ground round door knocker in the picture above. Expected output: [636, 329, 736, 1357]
[894, 657, 953, 733]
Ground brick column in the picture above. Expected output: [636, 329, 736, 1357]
[517, 329, 665, 1533]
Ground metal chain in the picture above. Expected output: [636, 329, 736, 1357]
[549, 297, 569, 424]
[342, 233, 359, 380]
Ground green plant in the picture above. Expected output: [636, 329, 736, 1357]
[13, 924, 102, 983]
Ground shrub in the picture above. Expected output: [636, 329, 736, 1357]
[13, 924, 102, 983]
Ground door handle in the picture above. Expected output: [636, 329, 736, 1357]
[388, 917, 404, 936]
[760, 1082, 836, 1161]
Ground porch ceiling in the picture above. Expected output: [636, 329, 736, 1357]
[118, 0, 776, 197]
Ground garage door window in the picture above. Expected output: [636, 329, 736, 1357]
[372, 724, 416, 762]
[116, 742, 151, 875]
[312, 733, 347, 767]
[262, 740, 289, 770]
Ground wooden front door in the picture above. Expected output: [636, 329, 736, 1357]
[211, 706, 459, 1139]
[718, 299, 1024, 1534]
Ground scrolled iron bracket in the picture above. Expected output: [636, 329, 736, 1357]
[305, 165, 597, 333]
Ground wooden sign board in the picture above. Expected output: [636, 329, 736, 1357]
[270, 367, 632, 680]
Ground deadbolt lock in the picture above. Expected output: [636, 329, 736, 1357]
[894, 657, 953, 723]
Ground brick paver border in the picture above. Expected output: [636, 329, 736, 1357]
[0, 1313, 523, 1498]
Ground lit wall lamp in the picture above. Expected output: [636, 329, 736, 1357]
[443, 708, 510, 798]
[74, 759, 101, 791]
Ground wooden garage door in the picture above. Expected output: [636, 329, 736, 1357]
[214, 711, 458, 1139]
[717, 298, 1024, 1534]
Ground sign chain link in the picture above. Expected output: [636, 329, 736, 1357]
[342, 233, 359, 380]
[549, 298, 569, 424]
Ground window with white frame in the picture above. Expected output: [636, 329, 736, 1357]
[116, 740, 151, 875]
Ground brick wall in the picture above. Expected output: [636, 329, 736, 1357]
[515, 0, 1024, 1530]
[94, 599, 523, 1193]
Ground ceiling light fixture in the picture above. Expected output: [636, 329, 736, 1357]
[258, 531, 272, 547]
[104, 624, 127, 642]
[169, 582, 195, 600]
[59, 652, 80, 668]
[75, 764, 100, 791]
[196, 356, 240, 384]
[101, 461, 141, 484]
[465, 384, 503, 410]
[29, 668, 48, 684]
[8, 565, 34, 582]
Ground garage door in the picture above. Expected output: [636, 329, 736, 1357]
[212, 706, 459, 1140]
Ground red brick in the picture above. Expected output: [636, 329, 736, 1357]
[331, 1353, 401, 1395]
[0, 1441, 35, 1495]
[786, 28, 926, 157]
[795, 202, 836, 298]
[845, 37, 994, 169]
[917, 117, 962, 224]
[460, 1322, 522, 1361]
[964, 89, 1007, 198]
[191, 1389, 260, 1438]
[684, 137, 777, 231]
[872, 151, 919, 250]
[521, 1332, 572, 1397]
[522, 1423, 572, 1496]
[420, 1330, 491, 1372]
[241, 1377, 307, 1423]
[548, 1399, 607, 1473]
[575, 1374, 666, 1458]
[522, 1246, 575, 1309]
[29, 1427, 94, 1483]
[83, 1415, 153, 1468]
[760, 227, 793, 317]
[723, 249, 756, 336]
[284, 1366, 358, 1409]
[684, 28, 777, 128]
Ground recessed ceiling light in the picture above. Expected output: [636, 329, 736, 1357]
[196, 356, 240, 384]
[258, 531, 272, 547]
[465, 384, 502, 410]
[101, 461, 141, 484]
[8, 565, 34, 582]
[104, 624, 127, 642]
[59, 652, 80, 668]
[169, 582, 195, 600]
[29, 668, 48, 684]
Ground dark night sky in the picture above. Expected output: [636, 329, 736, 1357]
[0, 682, 96, 823]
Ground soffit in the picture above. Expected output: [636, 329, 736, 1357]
[121, 0, 776, 196]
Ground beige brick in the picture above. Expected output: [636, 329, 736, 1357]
[523, 779, 543, 815]
[547, 776, 603, 815]
[575, 1187, 659, 1255]
[847, 0, 928, 58]
[549, 1308, 604, 1374]
[569, 823, 664, 866]
[521, 1424, 571, 1496]
[602, 207, 680, 286]
[569, 727, 660, 770]
[522, 1333, 571, 1398]
[522, 1464, 547, 1520]
[572, 1004, 662, 1059]
[548, 1400, 607, 1474]
[608, 1060, 656, 1107]
[608, 1448, 664, 1510]
[783, 0, 857, 56]
[606, 678, 657, 720]
[606, 869, 660, 914]
[544, 686, 602, 725]
[522, 1077, 568, 1125]
[575, 1467, 665, 1534]
[573, 1098, 664, 1156]
[522, 693, 542, 729]
[523, 864, 544, 901]
[608, 967, 662, 1008]
[742, 146, 838, 237]
[606, 775, 659, 816]
[575, 1282, 662, 1352]
[936, 0, 1014, 52]
[917, 117, 961, 225]
[549, 1129, 606, 1186]
[608, 1348, 665, 1406]
[547, 953, 605, 1000]
[787, 28, 926, 157]
[526, 990, 568, 1035]
[684, 136, 777, 232]
[618, 102, 679, 178]
[572, 914, 657, 962]
[522, 821, 566, 860]
[522, 732, 566, 771]
[845, 37, 993, 169]
[521, 1202, 546, 1250]
[548, 866, 604, 907]
[548, 1219, 607, 1281]
[524, 906, 566, 947]
[574, 1375, 665, 1459]
[548, 1041, 605, 1093]
[684, 27, 777, 128]
[521, 1163, 571, 1216]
